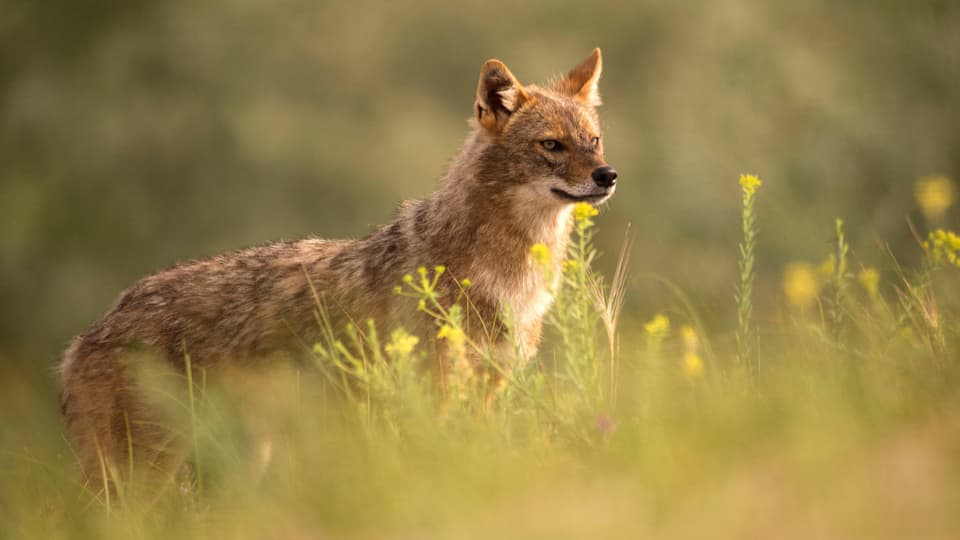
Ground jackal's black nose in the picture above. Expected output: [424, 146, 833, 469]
[592, 166, 618, 188]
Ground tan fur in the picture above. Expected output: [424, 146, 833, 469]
[60, 49, 616, 492]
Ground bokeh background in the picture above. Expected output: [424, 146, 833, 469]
[1, 0, 957, 384]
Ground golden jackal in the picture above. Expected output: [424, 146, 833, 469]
[60, 49, 617, 490]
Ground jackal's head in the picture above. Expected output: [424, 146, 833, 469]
[473, 48, 616, 208]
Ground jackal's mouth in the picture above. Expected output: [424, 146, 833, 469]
[550, 187, 614, 203]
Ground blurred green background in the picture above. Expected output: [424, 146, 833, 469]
[1, 0, 957, 375]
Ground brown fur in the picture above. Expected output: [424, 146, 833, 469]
[60, 49, 616, 492]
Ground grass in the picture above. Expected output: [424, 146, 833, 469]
[2, 176, 960, 539]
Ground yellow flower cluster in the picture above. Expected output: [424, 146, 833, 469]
[782, 263, 820, 309]
[914, 175, 955, 221]
[683, 353, 704, 378]
[739, 174, 762, 196]
[644, 313, 670, 339]
[573, 201, 599, 223]
[680, 325, 704, 378]
[384, 329, 419, 356]
[530, 243, 552, 266]
[782, 260, 881, 308]
[437, 323, 466, 346]
[923, 229, 960, 268]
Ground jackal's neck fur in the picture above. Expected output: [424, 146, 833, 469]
[427, 127, 575, 276]
[405, 128, 576, 334]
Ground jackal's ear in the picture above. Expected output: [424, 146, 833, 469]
[557, 48, 602, 107]
[476, 59, 528, 133]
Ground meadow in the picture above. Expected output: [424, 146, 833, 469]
[2, 1, 959, 537]
[3, 175, 959, 539]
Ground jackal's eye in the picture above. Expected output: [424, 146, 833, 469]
[591, 136, 600, 147]
[541, 140, 563, 151]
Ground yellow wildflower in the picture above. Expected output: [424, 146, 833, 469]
[857, 267, 880, 296]
[434, 265, 446, 276]
[384, 329, 419, 356]
[402, 274, 413, 284]
[782, 262, 820, 309]
[914, 175, 955, 221]
[644, 314, 670, 339]
[680, 324, 705, 378]
[573, 202, 599, 223]
[924, 229, 960, 268]
[437, 323, 466, 346]
[683, 352, 704, 378]
[739, 174, 762, 196]
[417, 299, 427, 311]
[460, 278, 472, 288]
[417, 266, 428, 277]
[530, 243, 552, 266]
[562, 259, 579, 273]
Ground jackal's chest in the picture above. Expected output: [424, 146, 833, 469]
[472, 265, 555, 333]
[508, 283, 554, 331]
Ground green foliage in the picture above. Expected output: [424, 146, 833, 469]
[735, 174, 761, 381]
[826, 218, 852, 344]
[548, 203, 607, 420]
